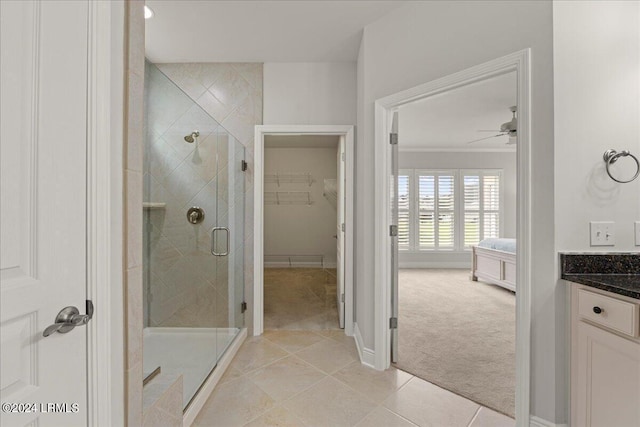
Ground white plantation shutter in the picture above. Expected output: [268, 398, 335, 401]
[437, 174, 455, 248]
[417, 171, 455, 250]
[464, 175, 480, 247]
[483, 174, 500, 239]
[398, 171, 411, 249]
[417, 174, 435, 248]
[398, 169, 502, 252]
[462, 171, 502, 246]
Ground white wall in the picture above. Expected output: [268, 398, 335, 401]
[554, 1, 640, 252]
[263, 62, 357, 125]
[553, 5, 639, 425]
[264, 146, 338, 266]
[398, 151, 517, 268]
[355, 0, 558, 422]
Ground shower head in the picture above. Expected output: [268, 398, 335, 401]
[184, 130, 200, 143]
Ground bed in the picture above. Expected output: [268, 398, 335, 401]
[471, 238, 516, 292]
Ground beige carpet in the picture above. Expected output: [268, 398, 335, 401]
[396, 269, 515, 417]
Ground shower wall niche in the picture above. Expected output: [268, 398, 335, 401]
[143, 61, 246, 410]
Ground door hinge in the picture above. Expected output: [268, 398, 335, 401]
[241, 301, 247, 313]
[241, 160, 248, 171]
[390, 133, 398, 145]
[389, 317, 398, 329]
[341, 293, 345, 303]
[341, 223, 345, 232]
[389, 225, 398, 236]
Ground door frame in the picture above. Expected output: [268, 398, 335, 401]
[87, 1, 125, 424]
[253, 125, 355, 337]
[373, 50, 531, 422]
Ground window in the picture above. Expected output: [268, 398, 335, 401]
[398, 169, 502, 252]
[397, 170, 412, 249]
[462, 171, 502, 247]
[417, 171, 455, 250]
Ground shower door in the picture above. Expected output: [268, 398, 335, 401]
[143, 62, 245, 410]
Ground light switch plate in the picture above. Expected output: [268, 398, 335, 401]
[635, 221, 640, 246]
[590, 221, 615, 246]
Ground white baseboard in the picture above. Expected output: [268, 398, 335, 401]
[353, 323, 376, 368]
[182, 328, 247, 427]
[530, 415, 568, 427]
[264, 262, 337, 268]
[399, 261, 471, 269]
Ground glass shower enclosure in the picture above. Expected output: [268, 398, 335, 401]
[142, 62, 246, 410]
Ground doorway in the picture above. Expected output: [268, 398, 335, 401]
[262, 135, 341, 329]
[393, 71, 518, 417]
[374, 50, 532, 423]
[254, 126, 354, 337]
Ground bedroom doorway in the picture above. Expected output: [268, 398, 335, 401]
[375, 50, 532, 424]
[392, 71, 518, 417]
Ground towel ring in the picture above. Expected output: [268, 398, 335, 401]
[603, 149, 640, 184]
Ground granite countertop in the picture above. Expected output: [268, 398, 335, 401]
[560, 253, 640, 300]
[561, 273, 640, 300]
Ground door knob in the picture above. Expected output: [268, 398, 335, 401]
[43, 300, 94, 337]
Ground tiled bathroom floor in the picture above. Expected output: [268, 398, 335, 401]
[263, 268, 339, 330]
[193, 330, 515, 427]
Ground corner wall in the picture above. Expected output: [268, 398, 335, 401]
[356, 0, 558, 422]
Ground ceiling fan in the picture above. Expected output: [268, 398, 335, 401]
[467, 106, 517, 145]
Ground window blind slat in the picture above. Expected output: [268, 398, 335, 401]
[418, 212, 435, 247]
[398, 174, 410, 247]
[483, 175, 500, 211]
[464, 212, 480, 247]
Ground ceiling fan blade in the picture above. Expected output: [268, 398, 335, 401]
[477, 130, 502, 132]
[466, 134, 504, 144]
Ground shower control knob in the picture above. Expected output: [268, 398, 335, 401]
[187, 207, 205, 224]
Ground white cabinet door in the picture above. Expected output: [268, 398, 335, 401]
[1, 1, 90, 426]
[576, 321, 640, 427]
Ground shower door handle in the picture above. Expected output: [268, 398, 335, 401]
[211, 227, 229, 256]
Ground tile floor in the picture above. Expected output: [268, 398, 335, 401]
[264, 268, 339, 330]
[193, 330, 515, 427]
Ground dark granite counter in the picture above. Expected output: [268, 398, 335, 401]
[560, 253, 640, 300]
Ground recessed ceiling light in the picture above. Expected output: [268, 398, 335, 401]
[144, 5, 154, 20]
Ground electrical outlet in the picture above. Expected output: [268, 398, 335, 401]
[635, 222, 640, 246]
[590, 221, 615, 246]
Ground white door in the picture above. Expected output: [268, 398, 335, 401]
[1, 1, 90, 426]
[390, 112, 399, 363]
[336, 137, 346, 328]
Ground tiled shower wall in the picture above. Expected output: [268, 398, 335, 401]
[143, 63, 246, 328]
[153, 63, 262, 331]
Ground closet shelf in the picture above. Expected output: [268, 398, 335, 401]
[143, 202, 166, 210]
[264, 191, 312, 206]
[265, 173, 314, 187]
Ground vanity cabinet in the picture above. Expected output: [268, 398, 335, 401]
[571, 285, 640, 427]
